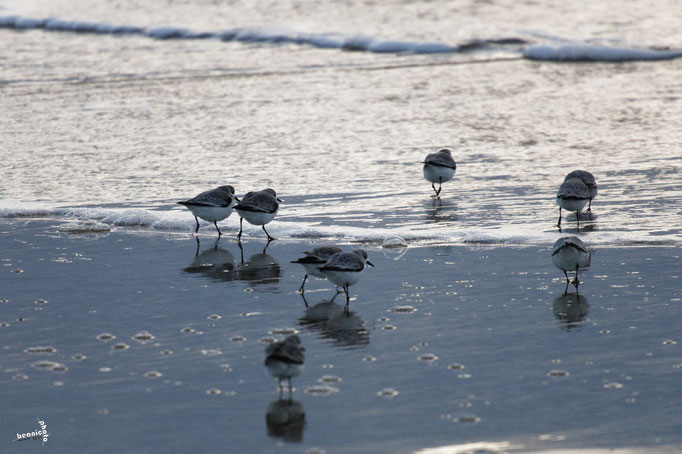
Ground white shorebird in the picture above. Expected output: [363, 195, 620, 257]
[234, 188, 281, 242]
[564, 170, 598, 211]
[264, 335, 305, 399]
[556, 177, 590, 230]
[423, 148, 457, 197]
[551, 236, 591, 288]
[319, 249, 373, 307]
[177, 185, 238, 237]
[291, 246, 343, 293]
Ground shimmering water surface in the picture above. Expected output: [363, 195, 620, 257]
[1, 0, 682, 452]
[1, 221, 681, 453]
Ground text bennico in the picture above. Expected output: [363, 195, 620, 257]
[15, 419, 49, 444]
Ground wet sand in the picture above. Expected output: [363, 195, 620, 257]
[1, 219, 681, 453]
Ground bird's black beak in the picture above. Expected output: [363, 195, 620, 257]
[276, 198, 283, 202]
[235, 196, 241, 202]
[366, 260, 374, 267]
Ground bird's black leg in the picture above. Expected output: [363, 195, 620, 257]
[587, 198, 592, 212]
[237, 218, 243, 241]
[431, 183, 438, 196]
[573, 264, 580, 287]
[557, 207, 562, 229]
[576, 211, 581, 231]
[194, 236, 200, 257]
[262, 225, 275, 241]
[298, 274, 308, 293]
[214, 221, 222, 237]
[563, 270, 570, 284]
[436, 177, 442, 197]
[194, 216, 200, 233]
[563, 280, 569, 295]
[344, 284, 350, 305]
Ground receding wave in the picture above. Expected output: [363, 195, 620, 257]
[5, 14, 679, 61]
[1, 204, 678, 247]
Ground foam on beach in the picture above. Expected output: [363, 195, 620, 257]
[1, 204, 678, 247]
[2, 14, 681, 61]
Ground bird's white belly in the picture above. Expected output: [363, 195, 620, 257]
[552, 248, 589, 272]
[556, 197, 588, 212]
[423, 165, 455, 184]
[187, 205, 234, 222]
[266, 360, 304, 379]
[236, 209, 277, 226]
[322, 270, 362, 287]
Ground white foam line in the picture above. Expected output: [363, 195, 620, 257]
[1, 204, 678, 247]
[0, 15, 457, 54]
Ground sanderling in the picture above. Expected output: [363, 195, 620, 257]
[177, 185, 238, 237]
[551, 236, 591, 288]
[564, 170, 598, 211]
[265, 335, 305, 399]
[423, 148, 456, 197]
[234, 188, 281, 242]
[291, 246, 343, 293]
[319, 249, 374, 307]
[556, 177, 590, 230]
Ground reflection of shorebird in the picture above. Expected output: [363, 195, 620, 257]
[234, 188, 281, 242]
[564, 170, 598, 212]
[551, 236, 591, 288]
[318, 250, 373, 307]
[183, 239, 236, 282]
[265, 399, 306, 443]
[556, 177, 590, 231]
[265, 335, 305, 399]
[423, 148, 456, 197]
[236, 243, 281, 285]
[291, 246, 342, 293]
[299, 296, 369, 347]
[553, 292, 589, 330]
[178, 185, 238, 237]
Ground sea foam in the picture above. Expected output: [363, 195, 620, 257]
[0, 204, 678, 247]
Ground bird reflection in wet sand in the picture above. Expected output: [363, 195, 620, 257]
[265, 335, 305, 400]
[553, 292, 589, 330]
[551, 236, 591, 288]
[424, 197, 458, 224]
[318, 249, 374, 309]
[266, 399, 305, 443]
[291, 245, 342, 293]
[236, 242, 281, 286]
[299, 295, 369, 347]
[183, 237, 236, 282]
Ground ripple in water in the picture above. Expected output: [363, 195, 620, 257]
[547, 370, 570, 377]
[133, 331, 155, 343]
[389, 305, 417, 313]
[97, 333, 116, 342]
[305, 385, 340, 396]
[377, 388, 399, 398]
[318, 375, 342, 383]
[418, 353, 439, 362]
[31, 360, 68, 372]
[25, 346, 57, 354]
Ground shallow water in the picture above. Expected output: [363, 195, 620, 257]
[1, 221, 681, 452]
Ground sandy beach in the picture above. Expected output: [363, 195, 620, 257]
[2, 219, 680, 453]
